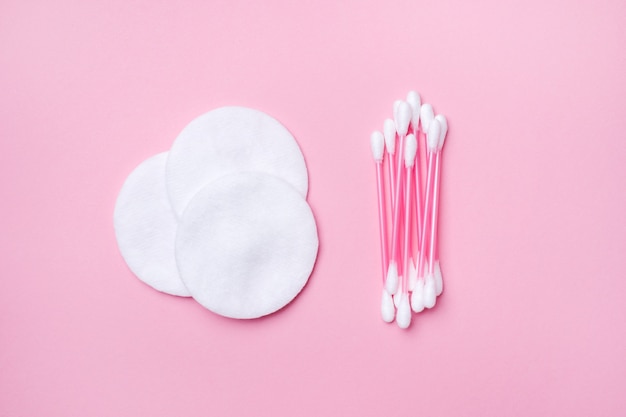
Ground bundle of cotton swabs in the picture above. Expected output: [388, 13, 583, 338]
[370, 91, 448, 329]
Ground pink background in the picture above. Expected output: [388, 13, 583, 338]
[2, 0, 626, 415]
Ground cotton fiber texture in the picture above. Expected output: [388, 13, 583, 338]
[176, 172, 318, 319]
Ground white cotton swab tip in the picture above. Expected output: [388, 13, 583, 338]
[395, 101, 412, 137]
[383, 119, 396, 155]
[396, 294, 412, 329]
[370, 131, 385, 162]
[434, 260, 443, 296]
[427, 119, 441, 152]
[406, 90, 421, 129]
[393, 100, 402, 123]
[424, 273, 437, 308]
[393, 289, 401, 308]
[435, 114, 448, 150]
[411, 278, 425, 313]
[404, 134, 417, 168]
[385, 262, 399, 295]
[420, 103, 434, 134]
[381, 289, 395, 323]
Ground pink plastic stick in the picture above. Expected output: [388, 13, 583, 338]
[429, 151, 442, 274]
[410, 165, 417, 261]
[417, 150, 434, 279]
[395, 135, 406, 273]
[375, 160, 388, 282]
[389, 135, 406, 274]
[402, 163, 412, 293]
[395, 176, 405, 278]
[387, 150, 396, 210]
[394, 132, 404, 233]
[414, 131, 425, 250]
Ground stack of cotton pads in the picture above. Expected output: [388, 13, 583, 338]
[114, 107, 319, 319]
[370, 91, 448, 329]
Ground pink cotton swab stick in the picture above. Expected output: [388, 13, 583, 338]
[396, 133, 417, 330]
[422, 118, 440, 310]
[370, 131, 388, 281]
[412, 117, 440, 312]
[429, 115, 448, 296]
[385, 101, 412, 296]
[371, 131, 396, 323]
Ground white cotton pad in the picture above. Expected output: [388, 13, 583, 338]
[166, 106, 308, 217]
[175, 172, 318, 319]
[114, 152, 190, 297]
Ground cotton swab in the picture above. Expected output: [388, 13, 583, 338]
[394, 131, 417, 308]
[372, 129, 396, 323]
[430, 115, 448, 296]
[410, 101, 432, 311]
[397, 134, 417, 329]
[406, 91, 422, 291]
[385, 102, 412, 295]
[411, 103, 434, 313]
[401, 134, 417, 295]
[414, 118, 440, 311]
[370, 131, 388, 283]
[423, 123, 440, 309]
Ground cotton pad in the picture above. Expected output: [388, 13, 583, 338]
[175, 172, 318, 319]
[166, 106, 308, 217]
[114, 152, 190, 297]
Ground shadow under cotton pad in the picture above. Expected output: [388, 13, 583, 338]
[114, 152, 190, 297]
[175, 172, 319, 319]
[165, 106, 308, 218]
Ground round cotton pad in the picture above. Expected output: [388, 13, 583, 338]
[114, 152, 190, 297]
[175, 172, 318, 319]
[166, 106, 308, 217]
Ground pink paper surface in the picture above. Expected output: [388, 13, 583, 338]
[2, 0, 626, 415]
